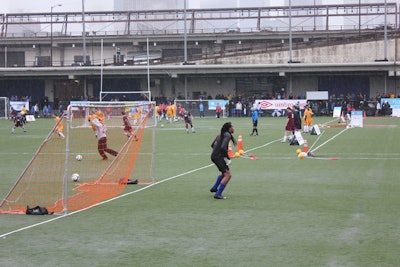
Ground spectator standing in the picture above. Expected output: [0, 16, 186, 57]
[235, 101, 242, 117]
[375, 100, 381, 116]
[34, 104, 39, 118]
[215, 103, 222, 118]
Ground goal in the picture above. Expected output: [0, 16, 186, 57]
[0, 101, 156, 214]
[174, 99, 228, 118]
[0, 97, 10, 119]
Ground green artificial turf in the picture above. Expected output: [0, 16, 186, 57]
[0, 115, 399, 267]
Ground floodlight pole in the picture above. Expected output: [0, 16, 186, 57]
[183, 0, 188, 100]
[183, 0, 187, 64]
[50, 4, 62, 67]
[384, 0, 388, 61]
[82, 0, 87, 65]
[288, 0, 293, 63]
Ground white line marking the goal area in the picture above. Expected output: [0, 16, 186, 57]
[0, 128, 342, 239]
[0, 164, 214, 239]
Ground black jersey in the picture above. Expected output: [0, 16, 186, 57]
[183, 112, 192, 123]
[211, 131, 232, 160]
[14, 114, 26, 127]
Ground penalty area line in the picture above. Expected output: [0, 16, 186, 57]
[0, 164, 214, 239]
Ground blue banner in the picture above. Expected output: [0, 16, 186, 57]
[381, 98, 400, 108]
[208, 100, 229, 110]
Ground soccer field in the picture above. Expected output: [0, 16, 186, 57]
[1, 115, 400, 267]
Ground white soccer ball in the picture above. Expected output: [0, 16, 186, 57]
[71, 173, 80, 182]
[76, 154, 83, 161]
[161, 124, 164, 128]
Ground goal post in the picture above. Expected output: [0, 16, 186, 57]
[100, 90, 151, 102]
[0, 97, 10, 119]
[0, 101, 156, 215]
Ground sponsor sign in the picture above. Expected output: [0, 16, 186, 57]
[255, 99, 307, 110]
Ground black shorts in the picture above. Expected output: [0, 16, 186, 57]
[211, 157, 229, 173]
[253, 120, 258, 127]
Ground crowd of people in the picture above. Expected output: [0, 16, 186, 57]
[7, 89, 398, 121]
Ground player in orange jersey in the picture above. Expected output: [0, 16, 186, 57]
[95, 108, 105, 123]
[54, 114, 65, 139]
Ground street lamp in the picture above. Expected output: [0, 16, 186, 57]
[50, 4, 62, 66]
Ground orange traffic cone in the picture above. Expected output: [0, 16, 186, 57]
[237, 134, 244, 152]
[228, 142, 234, 158]
[302, 140, 309, 154]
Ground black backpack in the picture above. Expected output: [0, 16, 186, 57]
[26, 205, 51, 215]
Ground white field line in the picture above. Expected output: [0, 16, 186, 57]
[0, 164, 213, 239]
[0, 130, 341, 238]
[309, 127, 349, 153]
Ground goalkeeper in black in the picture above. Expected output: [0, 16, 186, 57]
[210, 122, 236, 199]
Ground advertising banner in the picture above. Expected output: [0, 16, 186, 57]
[208, 100, 229, 110]
[255, 99, 308, 110]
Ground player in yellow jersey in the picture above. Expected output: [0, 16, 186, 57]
[155, 105, 161, 122]
[165, 103, 174, 123]
[95, 109, 105, 123]
[172, 103, 178, 122]
[303, 104, 314, 133]
[54, 115, 65, 139]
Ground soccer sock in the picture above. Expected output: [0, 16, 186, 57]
[216, 183, 226, 196]
[211, 175, 223, 191]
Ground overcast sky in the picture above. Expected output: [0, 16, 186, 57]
[1, 0, 397, 14]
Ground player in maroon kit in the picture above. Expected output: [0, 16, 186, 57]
[122, 111, 138, 141]
[182, 108, 195, 133]
[281, 106, 294, 142]
[89, 114, 118, 160]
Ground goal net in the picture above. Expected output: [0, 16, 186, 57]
[0, 97, 10, 119]
[174, 99, 227, 118]
[0, 101, 156, 214]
